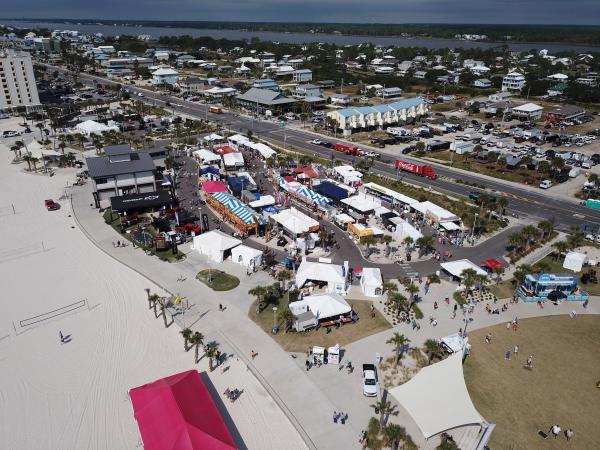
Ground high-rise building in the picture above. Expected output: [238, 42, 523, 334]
[0, 50, 40, 110]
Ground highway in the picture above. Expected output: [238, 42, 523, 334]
[45, 64, 600, 232]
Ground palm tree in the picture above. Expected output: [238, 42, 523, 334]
[360, 235, 377, 257]
[159, 298, 169, 328]
[249, 286, 267, 314]
[30, 157, 39, 172]
[537, 219, 555, 241]
[190, 332, 204, 364]
[35, 122, 44, 140]
[383, 281, 398, 302]
[278, 307, 295, 333]
[206, 345, 217, 371]
[22, 154, 32, 171]
[144, 288, 151, 308]
[567, 226, 584, 250]
[493, 267, 505, 285]
[386, 332, 410, 367]
[405, 283, 419, 309]
[180, 328, 192, 351]
[423, 339, 443, 365]
[496, 197, 509, 216]
[384, 423, 406, 450]
[381, 234, 393, 256]
[370, 397, 399, 431]
[10, 144, 20, 160]
[402, 236, 414, 251]
[149, 293, 160, 318]
[552, 240, 569, 261]
[416, 235, 435, 257]
[276, 269, 292, 291]
[461, 268, 478, 292]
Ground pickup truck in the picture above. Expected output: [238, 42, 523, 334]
[362, 364, 378, 397]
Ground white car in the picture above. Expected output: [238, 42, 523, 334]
[362, 364, 379, 397]
[2, 130, 21, 138]
[137, 92, 144, 97]
[539, 180, 553, 189]
[310, 139, 323, 145]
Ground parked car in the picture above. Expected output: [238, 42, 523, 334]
[362, 364, 378, 397]
[45, 199, 59, 211]
[2, 130, 21, 138]
[539, 180, 553, 189]
[310, 139, 323, 145]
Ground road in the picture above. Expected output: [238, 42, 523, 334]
[42, 64, 600, 233]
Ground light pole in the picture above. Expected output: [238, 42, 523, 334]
[471, 212, 479, 242]
[272, 306, 278, 331]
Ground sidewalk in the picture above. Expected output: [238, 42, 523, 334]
[70, 183, 360, 450]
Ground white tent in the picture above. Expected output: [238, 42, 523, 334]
[296, 260, 346, 294]
[289, 293, 351, 320]
[249, 195, 275, 208]
[341, 193, 381, 214]
[249, 142, 277, 159]
[389, 351, 486, 439]
[228, 134, 249, 149]
[271, 208, 319, 236]
[333, 165, 363, 184]
[563, 251, 587, 272]
[413, 201, 459, 223]
[222, 152, 245, 168]
[231, 244, 263, 268]
[193, 148, 221, 164]
[74, 119, 118, 136]
[391, 218, 423, 242]
[360, 268, 383, 297]
[191, 230, 241, 262]
[25, 140, 62, 158]
[202, 133, 224, 142]
[440, 259, 487, 279]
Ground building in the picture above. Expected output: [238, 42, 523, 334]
[473, 79, 492, 88]
[330, 93, 354, 106]
[488, 91, 513, 102]
[252, 78, 279, 91]
[545, 104, 586, 122]
[0, 50, 40, 110]
[293, 84, 322, 99]
[511, 103, 544, 121]
[378, 87, 403, 98]
[502, 71, 526, 92]
[236, 88, 296, 114]
[177, 77, 206, 94]
[293, 69, 313, 82]
[85, 145, 157, 206]
[326, 97, 428, 136]
[151, 67, 179, 86]
[373, 66, 395, 75]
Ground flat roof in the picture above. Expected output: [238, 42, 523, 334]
[86, 152, 155, 178]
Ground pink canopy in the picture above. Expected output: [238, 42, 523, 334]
[202, 180, 228, 194]
[129, 370, 237, 450]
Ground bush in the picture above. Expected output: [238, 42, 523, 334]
[427, 273, 441, 284]
[453, 291, 467, 305]
[412, 304, 424, 320]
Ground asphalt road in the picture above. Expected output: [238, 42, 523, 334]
[43, 64, 600, 233]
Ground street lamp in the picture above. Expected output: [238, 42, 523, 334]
[471, 213, 479, 242]
[272, 306, 278, 331]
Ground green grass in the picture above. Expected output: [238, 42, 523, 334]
[196, 269, 240, 291]
[488, 280, 516, 300]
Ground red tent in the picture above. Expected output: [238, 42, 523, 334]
[481, 259, 503, 270]
[202, 180, 228, 194]
[214, 146, 236, 155]
[129, 370, 237, 450]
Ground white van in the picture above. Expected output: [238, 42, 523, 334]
[539, 180, 553, 189]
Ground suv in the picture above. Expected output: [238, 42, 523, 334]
[45, 199, 59, 211]
[362, 364, 379, 397]
[539, 180, 553, 189]
[2, 130, 21, 138]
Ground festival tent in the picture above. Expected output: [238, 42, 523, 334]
[249, 195, 275, 208]
[481, 259, 504, 271]
[248, 142, 277, 159]
[360, 267, 383, 297]
[227, 134, 249, 149]
[389, 352, 486, 439]
[191, 230, 241, 262]
[129, 370, 237, 450]
[341, 194, 381, 214]
[412, 201, 460, 224]
[391, 218, 423, 242]
[289, 293, 351, 320]
[333, 165, 363, 184]
[440, 259, 488, 279]
[295, 260, 347, 294]
[193, 148, 221, 164]
[282, 181, 330, 206]
[202, 133, 224, 142]
[231, 244, 263, 268]
[563, 251, 587, 272]
[222, 152, 245, 169]
[270, 207, 319, 236]
[210, 192, 259, 226]
[201, 180, 228, 194]
[74, 119, 119, 136]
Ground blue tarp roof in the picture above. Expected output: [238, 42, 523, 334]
[200, 166, 220, 176]
[314, 181, 349, 201]
[228, 176, 252, 194]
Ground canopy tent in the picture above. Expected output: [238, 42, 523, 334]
[333, 165, 363, 184]
[389, 352, 485, 439]
[282, 181, 330, 206]
[440, 222, 462, 231]
[193, 148, 221, 164]
[334, 213, 355, 224]
[391, 218, 423, 242]
[347, 222, 383, 237]
[201, 180, 228, 194]
[74, 119, 119, 136]
[191, 230, 241, 262]
[222, 152, 245, 168]
[363, 182, 418, 206]
[360, 267, 383, 297]
[412, 201, 459, 223]
[249, 195, 275, 209]
[227, 134, 249, 148]
[270, 207, 319, 236]
[440, 259, 488, 279]
[563, 251, 587, 272]
[481, 259, 504, 270]
[248, 142, 277, 159]
[231, 244, 263, 268]
[210, 191, 260, 227]
[341, 194, 381, 214]
[202, 133, 224, 142]
[129, 370, 237, 450]
[24, 140, 62, 158]
[200, 166, 221, 177]
[289, 293, 351, 320]
[296, 260, 347, 294]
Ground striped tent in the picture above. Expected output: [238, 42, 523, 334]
[277, 175, 287, 186]
[211, 191, 257, 224]
[295, 186, 330, 206]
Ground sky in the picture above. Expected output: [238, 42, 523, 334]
[2, 0, 600, 25]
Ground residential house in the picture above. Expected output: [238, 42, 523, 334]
[502, 71, 526, 92]
[547, 83, 567, 97]
[489, 91, 513, 102]
[463, 59, 485, 69]
[293, 84, 322, 99]
[317, 80, 335, 88]
[151, 67, 179, 86]
[330, 93, 354, 106]
[511, 103, 544, 121]
[413, 70, 427, 79]
[373, 66, 395, 75]
[293, 69, 313, 82]
[177, 77, 206, 94]
[253, 78, 279, 91]
[236, 88, 296, 114]
[473, 79, 492, 88]
[378, 87, 403, 98]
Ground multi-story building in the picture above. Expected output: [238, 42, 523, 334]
[0, 50, 40, 110]
[502, 71, 526, 92]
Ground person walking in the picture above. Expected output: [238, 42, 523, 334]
[550, 424, 561, 439]
[505, 350, 511, 360]
[59, 331, 64, 342]
[514, 344, 519, 355]
[485, 333, 492, 344]
[333, 411, 339, 423]
[565, 428, 574, 441]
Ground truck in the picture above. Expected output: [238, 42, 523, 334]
[362, 364, 379, 397]
[208, 106, 223, 114]
[395, 159, 437, 179]
[334, 143, 363, 156]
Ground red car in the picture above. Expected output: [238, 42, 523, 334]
[45, 199, 59, 211]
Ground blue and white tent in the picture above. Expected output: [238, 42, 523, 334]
[211, 191, 260, 225]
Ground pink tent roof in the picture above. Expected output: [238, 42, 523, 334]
[202, 180, 228, 194]
[129, 370, 237, 450]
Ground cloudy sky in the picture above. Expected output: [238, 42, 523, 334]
[2, 0, 600, 24]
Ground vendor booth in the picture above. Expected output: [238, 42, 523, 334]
[282, 181, 331, 207]
[518, 273, 589, 302]
[201, 180, 228, 194]
[563, 251, 587, 272]
[413, 201, 460, 224]
[481, 259, 504, 272]
[290, 292, 351, 320]
[440, 259, 487, 280]
[231, 244, 263, 268]
[191, 230, 241, 262]
[333, 213, 355, 230]
[270, 208, 320, 237]
[208, 191, 261, 234]
[295, 260, 347, 295]
[222, 152, 245, 170]
[193, 148, 221, 165]
[360, 268, 383, 297]
[294, 310, 318, 332]
[348, 222, 383, 238]
[391, 218, 423, 242]
[341, 194, 381, 216]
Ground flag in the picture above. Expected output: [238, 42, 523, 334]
[174, 295, 182, 305]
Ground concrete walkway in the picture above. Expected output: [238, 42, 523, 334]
[70, 183, 358, 450]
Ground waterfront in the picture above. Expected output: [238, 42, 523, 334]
[3, 20, 599, 52]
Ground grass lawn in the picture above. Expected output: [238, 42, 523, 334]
[196, 269, 240, 291]
[249, 297, 391, 352]
[464, 315, 600, 450]
[489, 280, 517, 300]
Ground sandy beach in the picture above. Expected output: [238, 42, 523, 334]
[0, 146, 306, 450]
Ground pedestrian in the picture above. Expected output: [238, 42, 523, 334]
[485, 333, 492, 344]
[250, 350, 258, 359]
[550, 424, 561, 439]
[132, 241, 136, 248]
[514, 344, 519, 355]
[526, 355, 534, 369]
[445, 296, 450, 305]
[453, 303, 458, 312]
[333, 411, 339, 423]
[59, 330, 64, 342]
[112, 241, 116, 248]
[505, 350, 511, 360]
[117, 240, 121, 247]
[305, 359, 310, 371]
[433, 301, 438, 310]
[565, 428, 574, 441]
[219, 303, 223, 311]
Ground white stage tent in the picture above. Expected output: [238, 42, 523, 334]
[191, 230, 241, 262]
[289, 293, 351, 320]
[563, 251, 587, 272]
[391, 218, 423, 242]
[271, 208, 319, 236]
[333, 165, 363, 184]
[193, 148, 221, 164]
[231, 244, 263, 268]
[341, 193, 381, 214]
[413, 201, 459, 223]
[248, 142, 277, 159]
[222, 152, 245, 168]
[389, 351, 486, 439]
[74, 119, 119, 136]
[202, 133, 224, 142]
[296, 260, 347, 294]
[360, 268, 383, 297]
[440, 259, 487, 279]
[249, 195, 275, 208]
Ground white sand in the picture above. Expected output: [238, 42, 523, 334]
[0, 148, 306, 450]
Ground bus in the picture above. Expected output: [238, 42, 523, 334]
[209, 106, 223, 114]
